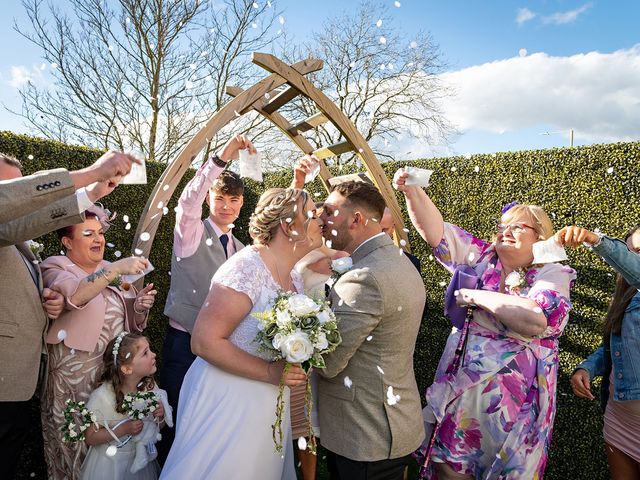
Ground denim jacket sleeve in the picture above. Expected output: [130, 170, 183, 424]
[592, 236, 640, 289]
[576, 344, 606, 379]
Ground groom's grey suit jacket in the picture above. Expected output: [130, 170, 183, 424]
[318, 233, 426, 461]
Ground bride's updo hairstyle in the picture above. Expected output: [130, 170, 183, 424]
[249, 188, 311, 245]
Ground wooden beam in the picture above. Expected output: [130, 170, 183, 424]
[287, 112, 328, 135]
[262, 86, 300, 114]
[312, 140, 354, 159]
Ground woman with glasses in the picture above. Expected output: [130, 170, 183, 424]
[39, 208, 157, 480]
[394, 171, 576, 480]
[558, 225, 640, 479]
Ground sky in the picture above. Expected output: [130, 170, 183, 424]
[1, 0, 639, 159]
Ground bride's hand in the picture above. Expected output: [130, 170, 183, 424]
[267, 361, 307, 387]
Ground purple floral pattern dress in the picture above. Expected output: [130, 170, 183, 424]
[417, 223, 576, 479]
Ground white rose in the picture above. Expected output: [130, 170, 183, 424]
[132, 399, 147, 412]
[90, 414, 97, 423]
[504, 271, 522, 288]
[69, 430, 77, 438]
[272, 332, 286, 350]
[316, 309, 332, 325]
[287, 294, 320, 316]
[331, 257, 353, 274]
[80, 424, 87, 432]
[276, 309, 292, 328]
[280, 330, 314, 363]
[313, 332, 329, 350]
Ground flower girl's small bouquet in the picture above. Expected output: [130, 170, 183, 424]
[61, 399, 98, 442]
[254, 292, 341, 454]
[122, 391, 159, 420]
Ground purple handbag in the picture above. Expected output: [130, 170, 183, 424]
[444, 265, 479, 329]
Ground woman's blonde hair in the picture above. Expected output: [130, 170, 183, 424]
[501, 204, 553, 240]
[249, 188, 311, 245]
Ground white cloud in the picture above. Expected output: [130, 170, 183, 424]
[6, 64, 46, 88]
[437, 45, 640, 144]
[516, 7, 536, 26]
[543, 2, 592, 25]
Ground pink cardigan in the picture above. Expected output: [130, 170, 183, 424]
[41, 256, 148, 352]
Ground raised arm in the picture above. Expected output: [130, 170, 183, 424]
[393, 169, 444, 246]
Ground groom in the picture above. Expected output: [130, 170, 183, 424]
[318, 181, 426, 480]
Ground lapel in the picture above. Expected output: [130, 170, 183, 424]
[16, 241, 42, 289]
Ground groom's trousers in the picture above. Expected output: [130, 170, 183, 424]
[326, 449, 412, 480]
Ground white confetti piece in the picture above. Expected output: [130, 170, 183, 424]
[292, 230, 299, 236]
[386, 385, 401, 405]
[228, 223, 235, 229]
[140, 232, 150, 241]
[366, 335, 373, 341]
[206, 238, 213, 246]
[193, 289, 196, 294]
[438, 281, 446, 287]
[394, 1, 401, 7]
[123, 215, 129, 223]
[252, 1, 258, 7]
[285, 217, 292, 223]
[464, 153, 472, 160]
[176, 257, 181, 262]
[338, 299, 344, 306]
[51, 63, 58, 69]
[397, 306, 403, 312]
[519, 48, 527, 57]
[125, 223, 131, 230]
[28, 154, 34, 160]
[57, 330, 67, 341]
[134, 248, 143, 255]
[107, 243, 115, 248]
[106, 445, 117, 457]
[409, 40, 418, 49]
[325, 240, 333, 249]
[607, 167, 614, 174]
[474, 165, 480, 173]
[403, 227, 410, 233]
[376, 19, 383, 27]
[297, 436, 307, 450]
[108, 44, 113, 51]
[454, 290, 459, 296]
[343, 376, 353, 388]
[251, 22, 258, 28]
[468, 252, 475, 261]
[114, 250, 122, 258]
[163, 207, 169, 215]
[307, 211, 314, 219]
[533, 307, 543, 314]
[279, 16, 285, 24]
[377, 365, 385, 375]
[428, 255, 433, 261]
[379, 36, 387, 44]
[331, 229, 338, 236]
[400, 239, 407, 247]
[185, 80, 193, 89]
[399, 248, 404, 256]
[157, 201, 164, 209]
[125, 352, 131, 359]
[162, 184, 169, 191]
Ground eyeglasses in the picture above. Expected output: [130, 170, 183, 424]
[496, 222, 535, 234]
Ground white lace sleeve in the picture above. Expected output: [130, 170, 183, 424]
[211, 248, 266, 305]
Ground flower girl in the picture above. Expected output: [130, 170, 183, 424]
[79, 332, 172, 480]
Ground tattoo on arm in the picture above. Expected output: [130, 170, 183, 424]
[87, 268, 108, 283]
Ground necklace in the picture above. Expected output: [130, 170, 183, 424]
[264, 246, 291, 290]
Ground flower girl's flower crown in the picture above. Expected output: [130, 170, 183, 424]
[112, 331, 128, 367]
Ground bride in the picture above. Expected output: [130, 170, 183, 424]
[160, 188, 323, 479]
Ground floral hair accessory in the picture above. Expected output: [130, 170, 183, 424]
[501, 201, 520, 214]
[112, 331, 128, 367]
[86, 203, 116, 231]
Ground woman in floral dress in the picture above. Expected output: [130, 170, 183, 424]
[395, 171, 576, 479]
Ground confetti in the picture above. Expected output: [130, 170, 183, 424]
[376, 19, 383, 27]
[366, 335, 373, 341]
[307, 211, 314, 219]
[279, 16, 285, 24]
[140, 232, 151, 241]
[394, 1, 401, 7]
[331, 229, 338, 236]
[125, 352, 131, 359]
[468, 252, 475, 261]
[438, 281, 446, 287]
[163, 184, 170, 191]
[400, 239, 407, 247]
[344, 376, 353, 388]
[51, 63, 58, 69]
[377, 365, 385, 375]
[338, 299, 344, 306]
[125, 223, 131, 230]
[163, 207, 169, 215]
[107, 243, 115, 248]
[185, 80, 194, 89]
[106, 445, 117, 457]
[403, 227, 410, 233]
[57, 330, 67, 341]
[285, 217, 292, 223]
[297, 436, 307, 451]
[206, 238, 213, 246]
[252, 1, 258, 7]
[533, 307, 543, 314]
[333, 210, 339, 217]
[28, 154, 34, 160]
[379, 36, 387, 44]
[114, 250, 122, 258]
[228, 223, 235, 228]
[251, 22, 258, 29]
[123, 215, 130, 223]
[409, 40, 418, 49]
[325, 240, 333, 248]
[474, 165, 480, 173]
[386, 385, 401, 405]
[606, 167, 614, 174]
[519, 48, 527, 57]
[397, 306, 403, 312]
[292, 230, 299, 236]
[134, 248, 143, 255]
[176, 257, 181, 262]
[157, 201, 164, 209]
[464, 153, 472, 160]
[108, 44, 113, 51]
[451, 166, 457, 172]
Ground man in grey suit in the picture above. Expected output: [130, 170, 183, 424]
[0, 151, 137, 478]
[318, 181, 426, 480]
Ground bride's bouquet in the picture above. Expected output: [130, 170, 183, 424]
[254, 292, 341, 454]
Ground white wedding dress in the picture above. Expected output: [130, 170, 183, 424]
[160, 246, 300, 480]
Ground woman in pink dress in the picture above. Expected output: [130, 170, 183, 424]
[40, 209, 157, 479]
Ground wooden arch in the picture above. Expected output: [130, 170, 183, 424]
[132, 53, 409, 259]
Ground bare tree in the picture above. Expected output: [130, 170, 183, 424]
[274, 1, 454, 165]
[13, 0, 280, 163]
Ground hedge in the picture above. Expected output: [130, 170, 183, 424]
[3, 129, 639, 479]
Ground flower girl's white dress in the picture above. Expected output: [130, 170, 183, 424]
[160, 247, 298, 480]
[79, 383, 166, 480]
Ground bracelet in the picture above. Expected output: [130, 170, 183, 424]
[211, 155, 228, 168]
